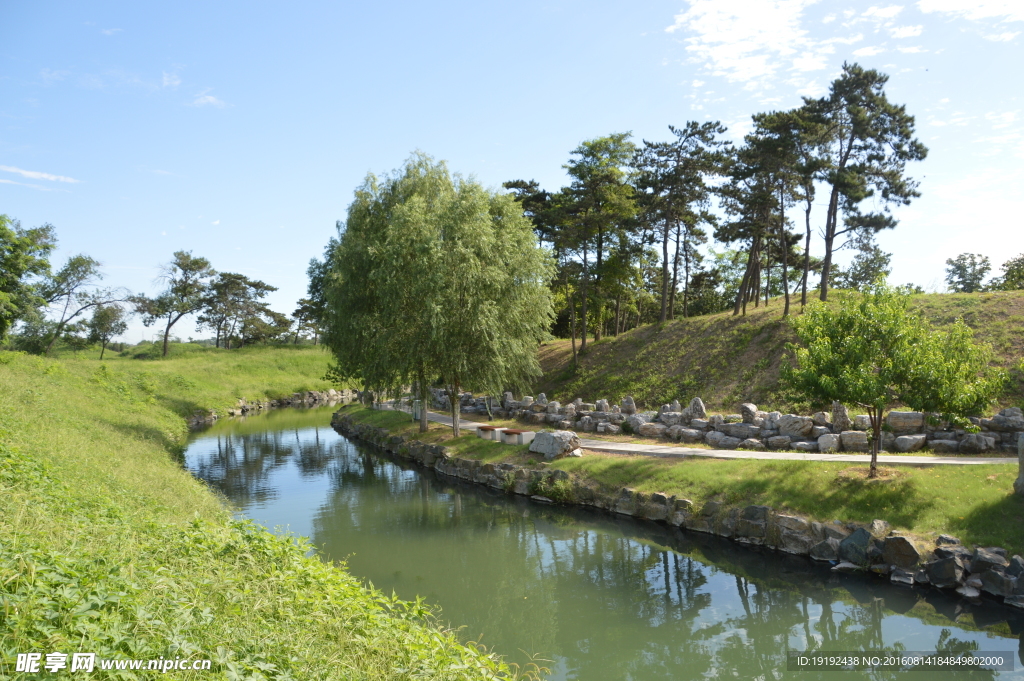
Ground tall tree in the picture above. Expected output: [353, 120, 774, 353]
[0, 215, 55, 339]
[561, 133, 636, 350]
[39, 255, 126, 355]
[807, 63, 928, 301]
[323, 153, 554, 436]
[944, 253, 991, 293]
[991, 253, 1024, 291]
[198, 272, 277, 348]
[633, 122, 728, 322]
[87, 304, 128, 359]
[133, 251, 215, 357]
[784, 284, 1003, 478]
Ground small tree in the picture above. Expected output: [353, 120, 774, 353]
[87, 304, 128, 359]
[0, 215, 55, 339]
[991, 253, 1024, 291]
[784, 283, 1003, 478]
[944, 253, 991, 293]
[133, 251, 215, 357]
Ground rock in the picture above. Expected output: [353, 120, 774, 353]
[810, 538, 841, 561]
[891, 568, 915, 585]
[670, 399, 681, 412]
[638, 423, 668, 439]
[980, 570, 1017, 598]
[818, 433, 841, 453]
[1007, 555, 1024, 578]
[723, 414, 742, 424]
[914, 569, 930, 584]
[677, 428, 704, 444]
[883, 536, 921, 568]
[536, 393, 548, 406]
[812, 411, 831, 427]
[936, 534, 960, 546]
[528, 430, 582, 461]
[832, 561, 861, 573]
[578, 416, 595, 432]
[688, 397, 707, 419]
[738, 438, 765, 450]
[868, 519, 890, 537]
[775, 514, 810, 533]
[853, 414, 872, 431]
[767, 435, 792, 450]
[831, 402, 852, 433]
[959, 433, 996, 454]
[956, 585, 981, 598]
[558, 420, 574, 430]
[840, 430, 870, 453]
[1007, 595, 1024, 609]
[625, 413, 647, 433]
[690, 418, 709, 430]
[838, 528, 873, 566]
[887, 411, 924, 433]
[895, 434, 927, 452]
[791, 440, 819, 452]
[869, 564, 891, 575]
[930, 440, 960, 454]
[972, 547, 1010, 573]
[595, 399, 609, 412]
[659, 412, 683, 427]
[718, 422, 761, 440]
[621, 396, 637, 415]
[545, 400, 561, 413]
[811, 425, 831, 439]
[990, 414, 1024, 431]
[603, 423, 621, 435]
[528, 412, 547, 424]
[705, 431, 741, 449]
[778, 414, 814, 438]
[1015, 435, 1024, 496]
[780, 530, 815, 555]
[740, 403, 759, 423]
[926, 557, 964, 589]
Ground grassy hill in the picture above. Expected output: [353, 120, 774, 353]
[534, 290, 1024, 413]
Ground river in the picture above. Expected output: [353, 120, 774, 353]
[184, 407, 1024, 680]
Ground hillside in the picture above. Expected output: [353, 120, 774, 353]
[534, 290, 1024, 413]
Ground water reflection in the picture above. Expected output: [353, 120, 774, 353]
[186, 412, 1024, 680]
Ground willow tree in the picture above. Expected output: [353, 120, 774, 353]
[323, 153, 554, 435]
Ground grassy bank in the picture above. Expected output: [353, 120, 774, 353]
[535, 290, 1024, 411]
[341, 406, 1024, 556]
[0, 350, 523, 680]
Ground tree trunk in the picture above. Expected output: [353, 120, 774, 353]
[682, 237, 691, 318]
[99, 340, 107, 360]
[660, 221, 670, 322]
[418, 366, 429, 433]
[801, 193, 813, 307]
[579, 247, 589, 353]
[669, 221, 681, 320]
[449, 379, 461, 438]
[613, 294, 621, 336]
[780, 186, 790, 317]
[868, 405, 880, 479]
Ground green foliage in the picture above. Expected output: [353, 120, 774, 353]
[133, 251, 216, 357]
[831, 237, 892, 291]
[945, 253, 991, 293]
[990, 253, 1024, 291]
[0, 215, 55, 339]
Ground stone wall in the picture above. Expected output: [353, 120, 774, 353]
[452, 390, 1023, 455]
[187, 388, 358, 429]
[332, 411, 1024, 610]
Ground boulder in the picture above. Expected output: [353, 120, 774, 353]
[883, 536, 921, 568]
[705, 431, 741, 449]
[738, 438, 765, 450]
[810, 425, 831, 439]
[595, 399, 609, 412]
[810, 538, 841, 561]
[780, 530, 815, 555]
[638, 423, 668, 439]
[895, 434, 927, 453]
[936, 534, 960, 546]
[659, 412, 683, 427]
[959, 433, 996, 454]
[890, 568, 915, 586]
[1008, 555, 1024, 578]
[719, 422, 761, 440]
[671, 399, 681, 412]
[767, 435, 792, 450]
[989, 414, 1024, 432]
[625, 413, 647, 433]
[778, 414, 814, 438]
[536, 393, 548, 406]
[740, 403, 759, 423]
[926, 557, 965, 589]
[791, 441, 819, 452]
[621, 396, 637, 415]
[545, 400, 561, 414]
[603, 423, 621, 435]
[818, 433, 841, 453]
[840, 430, 870, 452]
[1015, 435, 1024, 496]
[887, 411, 924, 433]
[930, 440, 960, 454]
[980, 570, 1017, 598]
[528, 430, 582, 461]
[811, 411, 831, 427]
[677, 428, 704, 444]
[688, 397, 707, 419]
[838, 528, 873, 566]
[578, 416, 595, 432]
[690, 418, 709, 430]
[972, 547, 1010, 573]
[853, 414, 872, 431]
[831, 402, 852, 433]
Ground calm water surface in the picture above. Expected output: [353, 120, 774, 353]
[185, 408, 1024, 680]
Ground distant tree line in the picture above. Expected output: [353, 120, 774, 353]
[0, 216, 322, 358]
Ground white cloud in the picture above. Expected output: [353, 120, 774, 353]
[890, 24, 924, 36]
[823, 13, 837, 22]
[985, 110, 1018, 128]
[940, 97, 950, 102]
[212, 220, 220, 225]
[863, 5, 904, 19]
[692, 79, 705, 87]
[984, 30, 1020, 40]
[918, 0, 1024, 22]
[0, 164, 79, 183]
[162, 72, 181, 88]
[101, 28, 122, 36]
[853, 45, 885, 55]
[190, 89, 226, 107]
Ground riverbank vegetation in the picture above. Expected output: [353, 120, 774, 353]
[0, 350, 526, 679]
[339, 405, 1024, 557]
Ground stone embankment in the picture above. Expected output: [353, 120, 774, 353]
[187, 388, 358, 429]
[333, 411, 1024, 611]
[434, 389, 1024, 456]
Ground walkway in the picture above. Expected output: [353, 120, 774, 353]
[375, 404, 1016, 467]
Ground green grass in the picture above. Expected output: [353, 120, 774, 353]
[535, 290, 1024, 412]
[342, 408, 1024, 557]
[0, 350, 528, 680]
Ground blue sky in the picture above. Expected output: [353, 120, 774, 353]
[2, 0, 1021, 342]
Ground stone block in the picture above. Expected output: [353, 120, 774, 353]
[887, 411, 924, 433]
[810, 538, 840, 561]
[840, 430, 869, 452]
[621, 396, 637, 415]
[811, 425, 831, 439]
[926, 557, 964, 589]
[818, 433, 841, 453]
[778, 414, 814, 438]
[838, 528, 873, 566]
[740, 403, 759, 423]
[528, 430, 582, 461]
[791, 440, 819, 452]
[767, 435, 792, 450]
[895, 434, 927, 452]
[688, 397, 707, 419]
[705, 431, 741, 449]
[738, 438, 765, 450]
[883, 536, 921, 568]
[853, 414, 872, 430]
[930, 440, 959, 453]
[959, 433, 996, 454]
[678, 428, 704, 444]
[980, 570, 1017, 598]
[719, 422, 761, 439]
[659, 411, 683, 427]
[972, 547, 1010, 573]
[638, 423, 668, 439]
